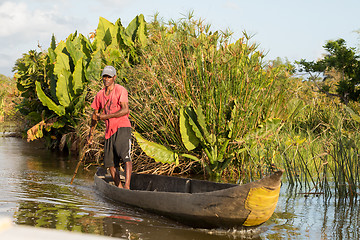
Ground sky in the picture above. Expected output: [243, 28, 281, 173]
[1, 0, 359, 77]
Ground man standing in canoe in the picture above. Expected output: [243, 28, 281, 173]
[87, 65, 132, 189]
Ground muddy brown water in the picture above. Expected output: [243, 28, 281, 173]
[0, 123, 359, 239]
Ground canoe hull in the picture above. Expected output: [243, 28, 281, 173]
[94, 169, 283, 228]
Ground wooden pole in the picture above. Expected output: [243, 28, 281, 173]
[70, 99, 109, 184]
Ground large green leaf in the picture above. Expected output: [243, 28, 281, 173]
[86, 50, 102, 81]
[54, 51, 70, 72]
[119, 26, 134, 48]
[114, 19, 126, 48]
[56, 70, 72, 107]
[180, 107, 200, 151]
[95, 17, 115, 49]
[66, 38, 85, 64]
[73, 58, 84, 95]
[54, 40, 66, 56]
[125, 15, 139, 42]
[136, 14, 147, 46]
[184, 106, 207, 146]
[196, 105, 212, 144]
[48, 47, 57, 64]
[78, 34, 92, 59]
[134, 131, 179, 164]
[35, 81, 65, 116]
[54, 52, 72, 107]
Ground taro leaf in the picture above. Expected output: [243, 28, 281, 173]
[78, 34, 92, 59]
[54, 52, 72, 107]
[95, 17, 115, 48]
[73, 58, 84, 95]
[56, 68, 72, 107]
[67, 31, 77, 41]
[184, 106, 207, 145]
[134, 131, 179, 165]
[195, 105, 213, 144]
[66, 38, 85, 64]
[136, 14, 147, 47]
[35, 81, 65, 116]
[125, 15, 139, 42]
[54, 40, 66, 56]
[48, 47, 57, 64]
[115, 19, 130, 49]
[86, 50, 102, 81]
[54, 51, 70, 71]
[119, 27, 134, 48]
[217, 138, 230, 163]
[180, 107, 200, 151]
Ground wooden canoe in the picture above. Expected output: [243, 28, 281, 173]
[94, 168, 283, 229]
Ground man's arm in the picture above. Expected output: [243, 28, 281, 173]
[97, 102, 129, 120]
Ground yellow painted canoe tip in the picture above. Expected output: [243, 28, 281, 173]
[243, 184, 281, 227]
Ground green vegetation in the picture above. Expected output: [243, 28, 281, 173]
[13, 15, 147, 149]
[6, 13, 360, 198]
[128, 16, 294, 180]
[297, 39, 360, 104]
[0, 74, 20, 122]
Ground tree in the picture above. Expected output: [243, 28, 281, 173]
[297, 39, 360, 104]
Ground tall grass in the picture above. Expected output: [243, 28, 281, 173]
[126, 14, 296, 179]
[270, 93, 360, 198]
[70, 14, 360, 197]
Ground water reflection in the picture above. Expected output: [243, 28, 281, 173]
[0, 135, 260, 239]
[265, 185, 360, 239]
[1, 127, 360, 239]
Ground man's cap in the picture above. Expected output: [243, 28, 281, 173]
[101, 66, 117, 77]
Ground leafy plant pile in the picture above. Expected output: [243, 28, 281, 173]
[128, 15, 297, 180]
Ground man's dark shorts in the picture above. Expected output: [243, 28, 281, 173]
[104, 127, 132, 168]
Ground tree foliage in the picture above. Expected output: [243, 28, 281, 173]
[297, 39, 360, 104]
[13, 15, 147, 148]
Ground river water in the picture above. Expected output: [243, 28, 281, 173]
[0, 125, 359, 239]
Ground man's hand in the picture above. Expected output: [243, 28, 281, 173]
[92, 112, 101, 121]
